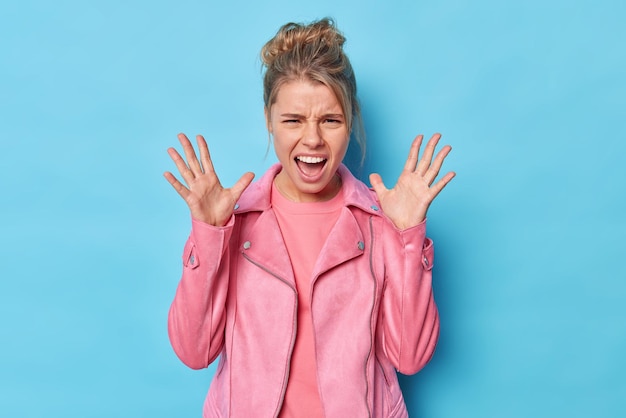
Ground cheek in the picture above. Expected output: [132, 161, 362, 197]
[335, 134, 351, 152]
[272, 133, 295, 157]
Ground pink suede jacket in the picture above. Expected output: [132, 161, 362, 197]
[168, 164, 440, 418]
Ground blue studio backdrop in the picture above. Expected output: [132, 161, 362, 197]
[1, 0, 625, 417]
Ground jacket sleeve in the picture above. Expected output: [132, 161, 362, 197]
[167, 216, 235, 370]
[379, 219, 440, 375]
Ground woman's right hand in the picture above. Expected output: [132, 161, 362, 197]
[164, 133, 255, 227]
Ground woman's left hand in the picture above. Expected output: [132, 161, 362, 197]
[369, 133, 456, 230]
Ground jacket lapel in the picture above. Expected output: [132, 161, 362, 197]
[240, 209, 296, 288]
[312, 207, 366, 281]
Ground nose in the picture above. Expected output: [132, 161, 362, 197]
[301, 122, 324, 148]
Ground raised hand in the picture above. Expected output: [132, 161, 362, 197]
[369, 133, 455, 230]
[164, 133, 255, 227]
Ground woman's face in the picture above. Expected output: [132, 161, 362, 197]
[266, 79, 350, 202]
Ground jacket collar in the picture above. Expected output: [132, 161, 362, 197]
[234, 163, 382, 217]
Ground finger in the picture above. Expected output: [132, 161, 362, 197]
[230, 172, 255, 202]
[167, 147, 195, 185]
[177, 133, 203, 175]
[369, 173, 388, 198]
[428, 171, 456, 201]
[196, 135, 216, 176]
[424, 145, 452, 185]
[403, 135, 423, 172]
[163, 171, 191, 201]
[415, 133, 441, 176]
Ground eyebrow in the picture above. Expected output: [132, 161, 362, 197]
[279, 113, 345, 119]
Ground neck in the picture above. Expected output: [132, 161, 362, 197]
[274, 172, 342, 203]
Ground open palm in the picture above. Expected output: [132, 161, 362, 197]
[164, 133, 255, 227]
[369, 133, 455, 230]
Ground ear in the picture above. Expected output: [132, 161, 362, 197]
[264, 107, 272, 134]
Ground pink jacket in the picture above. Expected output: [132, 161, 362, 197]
[168, 164, 439, 418]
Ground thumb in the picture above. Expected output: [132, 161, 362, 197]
[231, 172, 255, 201]
[369, 173, 387, 198]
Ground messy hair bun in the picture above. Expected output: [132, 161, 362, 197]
[261, 18, 365, 161]
[260, 19, 346, 68]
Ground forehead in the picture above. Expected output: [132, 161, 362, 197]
[272, 79, 343, 113]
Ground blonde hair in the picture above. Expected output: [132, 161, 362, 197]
[261, 18, 365, 163]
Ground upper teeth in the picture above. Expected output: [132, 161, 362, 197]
[297, 156, 325, 164]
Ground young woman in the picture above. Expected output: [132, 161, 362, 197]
[165, 18, 455, 418]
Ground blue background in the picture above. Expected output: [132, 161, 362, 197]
[2, 0, 625, 416]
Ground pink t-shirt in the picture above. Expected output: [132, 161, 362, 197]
[272, 182, 344, 418]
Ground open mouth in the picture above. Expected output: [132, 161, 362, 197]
[295, 155, 327, 178]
